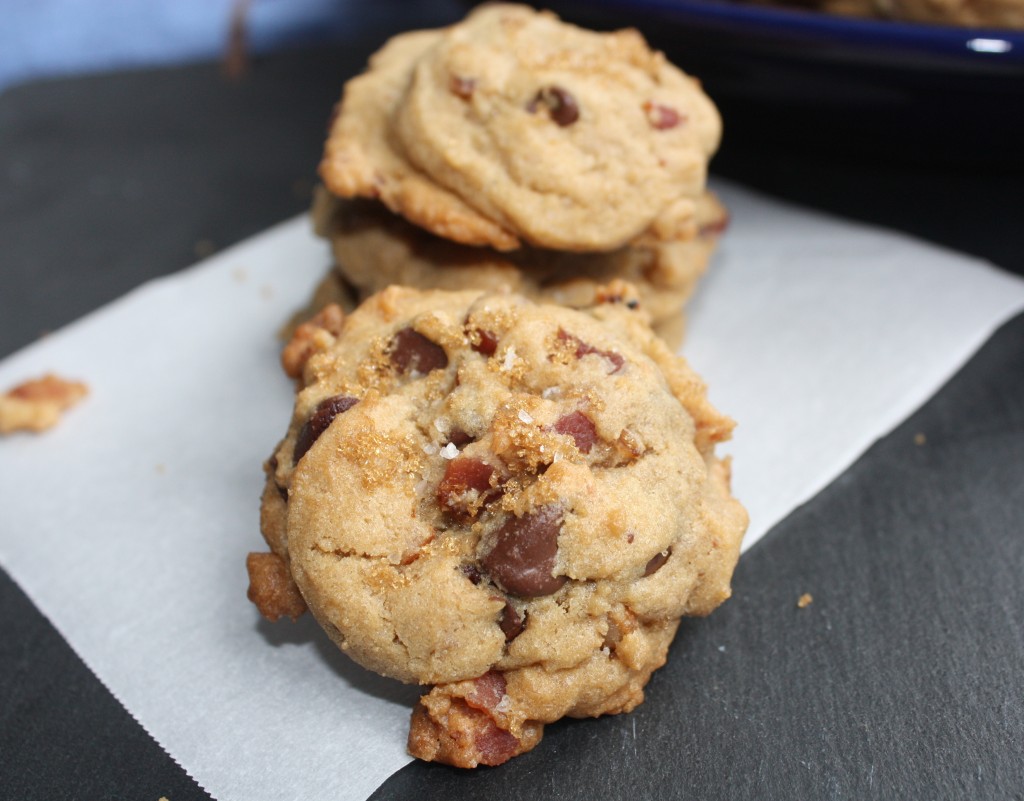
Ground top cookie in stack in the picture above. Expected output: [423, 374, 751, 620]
[315, 4, 726, 332]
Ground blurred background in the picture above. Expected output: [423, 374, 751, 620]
[1, 0, 1021, 358]
[0, 1, 464, 92]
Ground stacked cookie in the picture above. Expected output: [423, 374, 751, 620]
[313, 3, 728, 339]
[251, 287, 747, 767]
[246, 4, 747, 769]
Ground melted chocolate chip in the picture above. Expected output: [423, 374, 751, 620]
[293, 395, 359, 463]
[553, 411, 598, 454]
[447, 428, 475, 448]
[643, 101, 684, 130]
[389, 327, 448, 375]
[644, 548, 671, 577]
[499, 602, 525, 642]
[531, 86, 579, 127]
[482, 506, 566, 598]
[461, 563, 483, 585]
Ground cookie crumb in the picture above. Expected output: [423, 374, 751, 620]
[913, 432, 926, 446]
[0, 374, 88, 434]
[797, 593, 813, 609]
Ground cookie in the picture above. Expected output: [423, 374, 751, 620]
[311, 186, 728, 328]
[320, 27, 521, 251]
[394, 4, 721, 251]
[249, 286, 747, 766]
[319, 5, 721, 253]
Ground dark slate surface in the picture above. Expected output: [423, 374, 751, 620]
[373, 312, 1024, 801]
[1, 12, 1023, 801]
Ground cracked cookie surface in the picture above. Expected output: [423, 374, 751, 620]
[251, 286, 746, 766]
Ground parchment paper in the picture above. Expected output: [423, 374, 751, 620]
[2, 179, 1023, 800]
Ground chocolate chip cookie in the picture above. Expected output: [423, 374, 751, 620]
[312, 187, 729, 330]
[319, 4, 721, 253]
[249, 286, 747, 766]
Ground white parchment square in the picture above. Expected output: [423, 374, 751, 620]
[1, 180, 1023, 800]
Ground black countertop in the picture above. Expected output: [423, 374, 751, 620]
[2, 10, 1022, 800]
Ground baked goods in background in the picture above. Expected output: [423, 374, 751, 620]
[315, 3, 726, 334]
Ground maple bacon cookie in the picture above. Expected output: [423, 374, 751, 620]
[319, 4, 721, 253]
[249, 286, 747, 766]
[312, 187, 729, 330]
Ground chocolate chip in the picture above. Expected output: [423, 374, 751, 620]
[450, 75, 476, 99]
[499, 602, 525, 642]
[531, 86, 579, 127]
[447, 428, 475, 448]
[643, 101, 685, 130]
[293, 395, 359, 463]
[644, 548, 671, 577]
[553, 411, 597, 454]
[471, 328, 499, 357]
[438, 457, 499, 522]
[482, 506, 566, 597]
[461, 563, 483, 585]
[556, 328, 625, 374]
[389, 327, 448, 375]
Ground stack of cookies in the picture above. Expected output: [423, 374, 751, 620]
[312, 3, 728, 342]
[247, 4, 747, 769]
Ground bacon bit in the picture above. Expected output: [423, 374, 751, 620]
[643, 101, 685, 130]
[0, 374, 88, 434]
[281, 303, 345, 380]
[474, 719, 521, 765]
[470, 327, 499, 357]
[552, 411, 598, 454]
[438, 457, 499, 521]
[408, 697, 525, 768]
[556, 328, 625, 374]
[245, 552, 307, 621]
[465, 670, 507, 712]
[594, 280, 640, 308]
